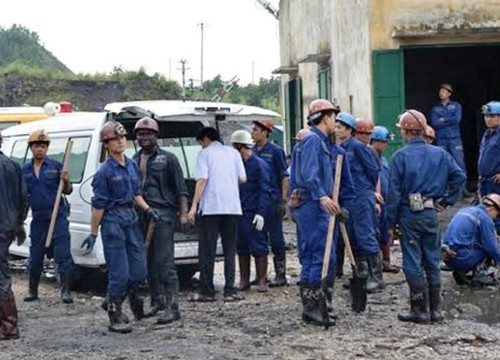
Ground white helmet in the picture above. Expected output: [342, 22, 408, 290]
[230, 130, 254, 147]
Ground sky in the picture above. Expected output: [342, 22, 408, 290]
[2, 0, 280, 86]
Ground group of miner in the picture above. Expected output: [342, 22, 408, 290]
[2, 84, 500, 338]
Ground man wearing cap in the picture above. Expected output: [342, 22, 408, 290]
[478, 101, 500, 198]
[251, 119, 289, 287]
[81, 121, 156, 333]
[22, 129, 75, 304]
[132, 117, 188, 324]
[0, 129, 28, 340]
[442, 194, 500, 287]
[429, 83, 465, 172]
[387, 109, 465, 324]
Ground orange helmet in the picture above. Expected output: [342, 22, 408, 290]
[100, 121, 128, 142]
[483, 193, 500, 211]
[396, 109, 427, 131]
[356, 117, 374, 133]
[294, 128, 310, 141]
[424, 126, 436, 140]
[308, 99, 336, 124]
[253, 119, 274, 133]
[28, 129, 50, 144]
[134, 116, 159, 134]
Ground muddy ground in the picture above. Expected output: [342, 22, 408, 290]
[4, 201, 500, 360]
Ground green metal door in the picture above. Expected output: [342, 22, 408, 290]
[318, 67, 331, 100]
[284, 77, 303, 154]
[372, 49, 405, 159]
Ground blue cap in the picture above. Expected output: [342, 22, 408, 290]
[335, 112, 356, 130]
[482, 101, 500, 115]
[371, 126, 393, 142]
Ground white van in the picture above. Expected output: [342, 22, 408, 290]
[1, 100, 281, 279]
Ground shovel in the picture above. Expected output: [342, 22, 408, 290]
[320, 154, 343, 329]
[339, 222, 367, 313]
[144, 221, 156, 251]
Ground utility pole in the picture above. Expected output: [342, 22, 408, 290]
[197, 22, 208, 90]
[178, 59, 190, 101]
[252, 61, 255, 84]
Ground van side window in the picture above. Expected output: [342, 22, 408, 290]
[157, 137, 201, 179]
[10, 139, 31, 166]
[67, 137, 91, 183]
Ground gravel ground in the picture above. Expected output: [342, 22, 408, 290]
[4, 200, 500, 360]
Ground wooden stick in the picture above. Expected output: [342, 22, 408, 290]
[144, 221, 156, 250]
[45, 140, 73, 248]
[339, 222, 356, 267]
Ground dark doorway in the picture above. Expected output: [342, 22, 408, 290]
[404, 44, 500, 192]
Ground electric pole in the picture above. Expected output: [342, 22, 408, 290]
[178, 59, 190, 101]
[197, 22, 208, 90]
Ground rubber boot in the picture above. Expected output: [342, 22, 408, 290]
[397, 286, 430, 324]
[269, 256, 288, 288]
[429, 285, 444, 323]
[144, 293, 165, 318]
[108, 297, 132, 333]
[366, 255, 385, 293]
[24, 272, 41, 302]
[101, 298, 129, 324]
[0, 292, 20, 340]
[60, 272, 74, 304]
[128, 291, 145, 321]
[381, 244, 399, 273]
[157, 294, 181, 324]
[324, 278, 338, 320]
[254, 256, 268, 292]
[335, 241, 345, 278]
[301, 285, 335, 327]
[238, 255, 251, 291]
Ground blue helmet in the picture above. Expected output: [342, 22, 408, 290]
[482, 101, 500, 115]
[335, 112, 356, 130]
[371, 126, 392, 142]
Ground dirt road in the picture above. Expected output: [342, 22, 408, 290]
[4, 212, 500, 360]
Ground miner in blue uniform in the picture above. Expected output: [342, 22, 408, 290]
[132, 117, 188, 325]
[429, 83, 465, 171]
[0, 129, 28, 340]
[230, 130, 273, 293]
[478, 101, 500, 198]
[22, 129, 75, 304]
[442, 194, 500, 286]
[335, 112, 382, 293]
[81, 121, 158, 333]
[289, 99, 343, 327]
[251, 119, 289, 287]
[387, 109, 465, 324]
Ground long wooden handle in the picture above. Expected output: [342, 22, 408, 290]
[321, 154, 343, 279]
[45, 140, 73, 248]
[144, 221, 156, 250]
[339, 222, 356, 267]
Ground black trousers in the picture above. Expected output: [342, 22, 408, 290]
[198, 215, 239, 297]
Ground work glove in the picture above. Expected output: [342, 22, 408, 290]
[252, 214, 265, 231]
[81, 234, 97, 256]
[338, 207, 349, 222]
[146, 208, 160, 223]
[14, 225, 27, 246]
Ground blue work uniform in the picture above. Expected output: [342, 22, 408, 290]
[22, 157, 74, 277]
[377, 154, 390, 245]
[444, 205, 500, 270]
[430, 100, 465, 171]
[91, 156, 147, 298]
[387, 137, 465, 287]
[237, 153, 273, 257]
[341, 137, 381, 256]
[478, 127, 500, 197]
[253, 141, 288, 259]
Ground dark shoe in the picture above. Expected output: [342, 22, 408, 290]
[144, 294, 165, 318]
[238, 255, 251, 291]
[157, 295, 181, 324]
[0, 293, 20, 340]
[128, 292, 145, 320]
[188, 293, 215, 302]
[397, 286, 429, 324]
[24, 272, 41, 302]
[101, 298, 129, 323]
[301, 285, 335, 327]
[429, 285, 444, 323]
[452, 270, 471, 285]
[108, 297, 132, 334]
[254, 256, 269, 293]
[60, 272, 74, 304]
[269, 256, 288, 288]
[366, 255, 385, 293]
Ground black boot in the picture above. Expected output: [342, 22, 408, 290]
[324, 279, 338, 320]
[128, 291, 145, 321]
[238, 255, 251, 291]
[366, 255, 385, 293]
[301, 285, 335, 327]
[60, 272, 73, 304]
[157, 294, 181, 324]
[24, 272, 41, 302]
[429, 285, 444, 323]
[269, 256, 288, 288]
[397, 286, 429, 324]
[108, 297, 132, 333]
[101, 298, 129, 323]
[144, 294, 165, 318]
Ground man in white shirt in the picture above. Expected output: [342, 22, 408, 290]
[188, 127, 247, 302]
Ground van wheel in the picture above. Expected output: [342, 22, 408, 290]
[177, 265, 198, 289]
[71, 266, 107, 295]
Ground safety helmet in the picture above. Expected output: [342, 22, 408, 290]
[371, 126, 392, 142]
[356, 117, 374, 134]
[28, 129, 50, 144]
[440, 83, 453, 94]
[482, 101, 500, 115]
[294, 128, 310, 141]
[230, 130, 254, 146]
[134, 116, 159, 134]
[253, 119, 274, 133]
[335, 112, 357, 130]
[482, 193, 500, 212]
[307, 99, 336, 124]
[100, 121, 128, 142]
[396, 109, 427, 131]
[424, 126, 436, 140]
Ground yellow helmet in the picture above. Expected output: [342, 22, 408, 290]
[28, 129, 50, 144]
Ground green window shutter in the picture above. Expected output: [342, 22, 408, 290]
[284, 77, 303, 153]
[318, 67, 331, 100]
[372, 49, 405, 159]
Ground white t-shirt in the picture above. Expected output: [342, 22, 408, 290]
[196, 141, 246, 215]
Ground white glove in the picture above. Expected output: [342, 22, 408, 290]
[252, 214, 265, 231]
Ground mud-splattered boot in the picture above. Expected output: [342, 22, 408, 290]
[128, 291, 145, 321]
[157, 294, 181, 324]
[429, 285, 444, 323]
[269, 256, 288, 288]
[108, 297, 132, 333]
[301, 285, 335, 327]
[397, 286, 429, 324]
[366, 255, 385, 293]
